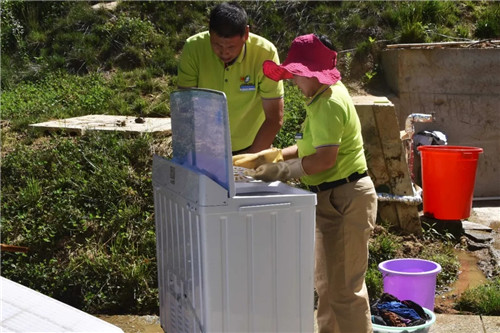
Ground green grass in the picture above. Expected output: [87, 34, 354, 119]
[456, 278, 500, 315]
[0, 68, 172, 139]
[1, 71, 113, 130]
[0, 132, 168, 313]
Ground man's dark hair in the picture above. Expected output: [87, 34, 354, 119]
[314, 33, 337, 52]
[209, 2, 248, 38]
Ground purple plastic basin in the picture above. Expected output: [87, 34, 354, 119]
[378, 259, 442, 311]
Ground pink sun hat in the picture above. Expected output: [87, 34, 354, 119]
[263, 34, 341, 85]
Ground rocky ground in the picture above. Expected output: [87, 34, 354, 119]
[433, 202, 500, 314]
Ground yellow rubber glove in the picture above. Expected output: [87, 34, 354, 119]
[232, 148, 283, 169]
[245, 158, 305, 182]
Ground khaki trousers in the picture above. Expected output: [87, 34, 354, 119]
[314, 176, 377, 333]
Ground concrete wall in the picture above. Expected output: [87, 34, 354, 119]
[381, 48, 500, 198]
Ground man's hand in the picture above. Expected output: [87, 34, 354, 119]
[232, 148, 283, 169]
[245, 158, 305, 182]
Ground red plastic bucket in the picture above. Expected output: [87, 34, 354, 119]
[417, 146, 483, 220]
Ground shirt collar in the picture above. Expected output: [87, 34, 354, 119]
[306, 84, 331, 106]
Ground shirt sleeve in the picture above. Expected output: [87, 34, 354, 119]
[177, 40, 199, 88]
[311, 99, 345, 147]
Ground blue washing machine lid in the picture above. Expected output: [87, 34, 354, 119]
[170, 88, 235, 197]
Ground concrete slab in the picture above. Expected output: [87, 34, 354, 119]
[96, 315, 162, 333]
[430, 314, 484, 333]
[464, 229, 494, 243]
[482, 315, 500, 333]
[352, 95, 392, 105]
[462, 220, 493, 232]
[30, 115, 171, 135]
[471, 207, 500, 227]
[91, 1, 118, 11]
[1, 277, 124, 332]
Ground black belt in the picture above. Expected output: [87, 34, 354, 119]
[308, 171, 368, 193]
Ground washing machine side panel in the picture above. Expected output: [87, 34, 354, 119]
[201, 197, 315, 333]
[154, 187, 205, 333]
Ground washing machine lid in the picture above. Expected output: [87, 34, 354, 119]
[170, 88, 235, 197]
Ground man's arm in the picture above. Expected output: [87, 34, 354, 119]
[245, 97, 284, 153]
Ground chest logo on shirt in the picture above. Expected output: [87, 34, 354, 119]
[240, 75, 255, 91]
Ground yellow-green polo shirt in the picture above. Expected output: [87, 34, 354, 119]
[296, 82, 367, 186]
[178, 31, 284, 151]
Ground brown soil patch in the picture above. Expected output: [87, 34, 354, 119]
[96, 315, 162, 333]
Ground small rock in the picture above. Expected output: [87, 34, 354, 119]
[92, 1, 118, 11]
[464, 230, 493, 243]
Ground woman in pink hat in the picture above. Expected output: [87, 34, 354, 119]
[242, 34, 378, 333]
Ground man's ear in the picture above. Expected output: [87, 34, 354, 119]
[244, 25, 250, 41]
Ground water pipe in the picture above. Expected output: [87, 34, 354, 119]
[405, 113, 433, 139]
[377, 184, 423, 206]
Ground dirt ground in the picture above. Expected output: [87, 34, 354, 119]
[96, 315, 163, 333]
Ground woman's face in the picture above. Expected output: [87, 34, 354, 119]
[292, 75, 322, 98]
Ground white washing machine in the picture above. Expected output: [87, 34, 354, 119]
[153, 89, 316, 333]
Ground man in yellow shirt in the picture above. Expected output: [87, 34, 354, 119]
[177, 2, 284, 154]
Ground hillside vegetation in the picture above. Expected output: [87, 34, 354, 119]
[1, 1, 499, 314]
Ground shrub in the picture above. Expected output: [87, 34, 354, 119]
[1, 0, 72, 56]
[474, 3, 500, 39]
[366, 225, 402, 301]
[273, 83, 306, 149]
